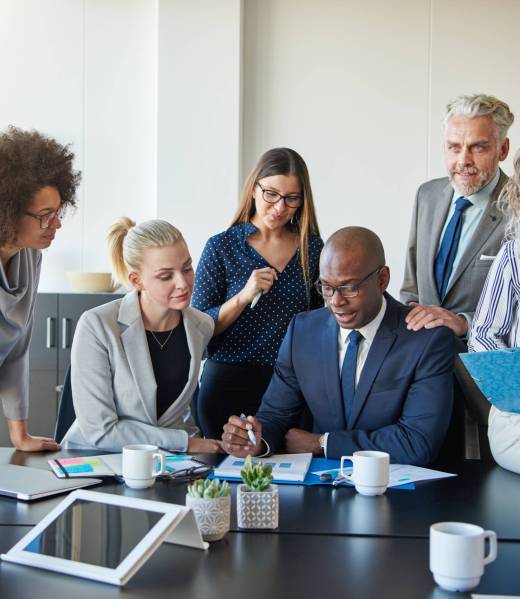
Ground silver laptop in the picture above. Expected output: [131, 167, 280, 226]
[0, 464, 101, 501]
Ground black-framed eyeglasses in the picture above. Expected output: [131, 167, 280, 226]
[24, 207, 64, 229]
[256, 182, 303, 208]
[114, 465, 212, 486]
[315, 266, 383, 299]
[162, 465, 213, 483]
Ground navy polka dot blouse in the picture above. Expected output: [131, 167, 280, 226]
[192, 223, 324, 367]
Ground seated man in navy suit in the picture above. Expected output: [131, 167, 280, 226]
[222, 227, 454, 465]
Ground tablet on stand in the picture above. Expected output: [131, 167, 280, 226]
[1, 489, 208, 586]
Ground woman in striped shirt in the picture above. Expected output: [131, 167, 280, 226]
[469, 149, 520, 473]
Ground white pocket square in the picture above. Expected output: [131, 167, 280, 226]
[479, 254, 496, 261]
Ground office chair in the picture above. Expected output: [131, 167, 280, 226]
[454, 355, 491, 461]
[54, 366, 76, 443]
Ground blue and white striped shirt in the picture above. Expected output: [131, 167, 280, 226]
[468, 239, 520, 352]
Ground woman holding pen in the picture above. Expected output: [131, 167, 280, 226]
[192, 147, 323, 438]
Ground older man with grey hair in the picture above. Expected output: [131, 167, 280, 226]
[401, 93, 514, 339]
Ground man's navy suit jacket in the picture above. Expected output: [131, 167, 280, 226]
[256, 293, 454, 465]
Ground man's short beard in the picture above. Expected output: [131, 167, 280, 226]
[449, 167, 492, 196]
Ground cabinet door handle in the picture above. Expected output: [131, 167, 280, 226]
[61, 318, 71, 349]
[46, 317, 56, 348]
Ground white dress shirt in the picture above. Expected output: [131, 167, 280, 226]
[322, 297, 388, 455]
[338, 296, 388, 384]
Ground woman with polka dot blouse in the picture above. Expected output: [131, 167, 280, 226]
[192, 147, 323, 438]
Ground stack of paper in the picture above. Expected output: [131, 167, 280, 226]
[312, 463, 456, 488]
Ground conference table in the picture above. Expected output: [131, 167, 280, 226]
[1, 448, 519, 598]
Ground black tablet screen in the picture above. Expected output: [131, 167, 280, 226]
[24, 499, 163, 568]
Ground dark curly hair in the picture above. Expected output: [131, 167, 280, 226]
[0, 126, 81, 246]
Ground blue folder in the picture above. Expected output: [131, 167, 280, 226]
[211, 457, 414, 490]
[460, 348, 520, 414]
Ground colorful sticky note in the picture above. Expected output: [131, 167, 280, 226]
[65, 464, 95, 474]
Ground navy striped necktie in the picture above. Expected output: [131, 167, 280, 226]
[434, 196, 472, 299]
[341, 330, 363, 425]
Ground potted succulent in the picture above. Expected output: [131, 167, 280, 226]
[186, 479, 231, 542]
[237, 455, 279, 529]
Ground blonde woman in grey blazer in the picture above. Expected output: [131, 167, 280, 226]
[63, 217, 222, 453]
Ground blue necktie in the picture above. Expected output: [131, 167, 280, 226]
[434, 197, 472, 300]
[341, 330, 363, 426]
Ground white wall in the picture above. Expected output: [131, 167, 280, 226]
[0, 0, 85, 291]
[156, 0, 242, 265]
[428, 0, 520, 176]
[1, 0, 519, 296]
[0, 0, 157, 291]
[83, 0, 158, 271]
[242, 0, 520, 296]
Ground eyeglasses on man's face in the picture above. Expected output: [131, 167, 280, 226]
[256, 182, 303, 209]
[24, 207, 64, 229]
[315, 266, 383, 299]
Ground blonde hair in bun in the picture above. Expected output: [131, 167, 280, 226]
[107, 217, 184, 288]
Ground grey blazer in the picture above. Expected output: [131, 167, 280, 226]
[62, 290, 214, 451]
[400, 170, 508, 327]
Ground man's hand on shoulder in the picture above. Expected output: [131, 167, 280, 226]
[285, 428, 322, 455]
[405, 302, 468, 336]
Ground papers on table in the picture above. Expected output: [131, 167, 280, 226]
[312, 463, 456, 488]
[214, 453, 313, 482]
[385, 464, 456, 486]
[49, 453, 202, 478]
[49, 454, 118, 478]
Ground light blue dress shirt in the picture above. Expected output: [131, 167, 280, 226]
[437, 170, 500, 289]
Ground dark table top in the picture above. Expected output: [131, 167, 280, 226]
[2, 449, 520, 541]
[1, 525, 520, 599]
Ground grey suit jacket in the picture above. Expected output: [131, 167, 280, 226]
[400, 170, 508, 328]
[62, 290, 214, 451]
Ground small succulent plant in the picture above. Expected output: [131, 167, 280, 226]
[240, 455, 273, 492]
[187, 478, 230, 499]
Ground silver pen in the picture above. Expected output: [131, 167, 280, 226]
[240, 413, 257, 445]
[250, 290, 262, 308]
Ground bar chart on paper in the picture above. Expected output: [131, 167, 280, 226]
[214, 453, 313, 482]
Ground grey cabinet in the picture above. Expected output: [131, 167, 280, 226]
[0, 292, 122, 446]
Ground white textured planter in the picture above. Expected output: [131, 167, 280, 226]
[185, 494, 231, 542]
[237, 484, 279, 529]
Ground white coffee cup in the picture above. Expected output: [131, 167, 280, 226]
[430, 522, 497, 592]
[340, 451, 389, 496]
[122, 444, 165, 489]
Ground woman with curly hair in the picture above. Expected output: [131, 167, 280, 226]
[469, 149, 520, 473]
[0, 126, 81, 451]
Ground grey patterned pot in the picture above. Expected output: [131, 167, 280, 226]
[185, 494, 231, 542]
[237, 484, 279, 529]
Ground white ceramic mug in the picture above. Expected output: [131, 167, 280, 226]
[430, 522, 497, 592]
[340, 451, 389, 496]
[122, 444, 165, 489]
